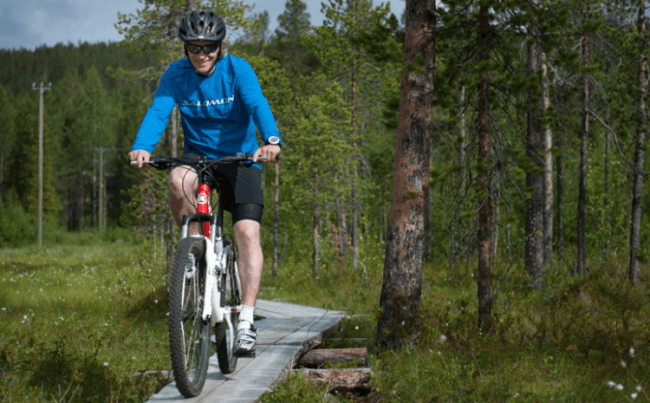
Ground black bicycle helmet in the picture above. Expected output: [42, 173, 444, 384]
[178, 9, 226, 42]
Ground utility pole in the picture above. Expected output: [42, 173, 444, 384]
[32, 82, 52, 248]
[95, 147, 119, 234]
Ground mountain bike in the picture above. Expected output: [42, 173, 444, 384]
[131, 153, 263, 397]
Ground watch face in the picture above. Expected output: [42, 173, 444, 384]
[268, 136, 280, 145]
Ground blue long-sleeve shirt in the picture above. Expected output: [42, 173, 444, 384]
[132, 54, 282, 165]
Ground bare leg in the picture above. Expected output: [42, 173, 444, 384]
[169, 166, 199, 233]
[233, 219, 263, 307]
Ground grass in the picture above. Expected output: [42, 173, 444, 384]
[0, 232, 171, 402]
[2, 232, 650, 402]
[260, 251, 650, 403]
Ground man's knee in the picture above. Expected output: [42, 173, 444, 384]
[169, 166, 196, 197]
[234, 220, 261, 244]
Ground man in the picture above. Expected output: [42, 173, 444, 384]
[129, 9, 282, 355]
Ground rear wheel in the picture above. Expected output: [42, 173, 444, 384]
[168, 237, 211, 397]
[216, 240, 241, 374]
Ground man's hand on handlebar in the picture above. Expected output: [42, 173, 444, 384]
[253, 145, 281, 163]
[129, 150, 151, 168]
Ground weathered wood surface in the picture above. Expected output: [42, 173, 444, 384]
[297, 348, 367, 367]
[295, 368, 372, 394]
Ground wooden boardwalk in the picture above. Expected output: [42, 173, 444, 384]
[145, 300, 346, 403]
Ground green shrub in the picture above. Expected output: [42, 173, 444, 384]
[0, 189, 35, 248]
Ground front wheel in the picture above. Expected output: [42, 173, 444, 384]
[168, 237, 211, 397]
[215, 240, 241, 374]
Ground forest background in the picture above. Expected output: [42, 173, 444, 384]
[2, 0, 650, 401]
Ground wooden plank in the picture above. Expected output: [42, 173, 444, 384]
[295, 368, 372, 394]
[297, 348, 367, 367]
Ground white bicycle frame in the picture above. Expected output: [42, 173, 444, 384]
[180, 204, 241, 349]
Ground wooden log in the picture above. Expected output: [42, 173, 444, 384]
[298, 348, 367, 368]
[297, 368, 372, 395]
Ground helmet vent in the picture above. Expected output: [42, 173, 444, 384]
[179, 9, 226, 42]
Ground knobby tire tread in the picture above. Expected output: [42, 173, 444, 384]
[216, 240, 241, 374]
[168, 237, 210, 397]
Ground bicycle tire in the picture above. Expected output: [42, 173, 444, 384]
[215, 240, 241, 374]
[168, 237, 211, 397]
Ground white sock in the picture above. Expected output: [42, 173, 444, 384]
[240, 305, 255, 324]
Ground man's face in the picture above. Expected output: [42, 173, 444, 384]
[186, 41, 220, 76]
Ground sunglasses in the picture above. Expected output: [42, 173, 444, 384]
[185, 43, 220, 55]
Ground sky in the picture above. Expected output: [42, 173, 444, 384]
[0, 0, 405, 51]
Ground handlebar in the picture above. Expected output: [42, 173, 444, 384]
[130, 153, 269, 170]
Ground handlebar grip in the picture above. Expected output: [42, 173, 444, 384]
[130, 160, 153, 167]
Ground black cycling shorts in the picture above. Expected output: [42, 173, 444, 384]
[182, 157, 264, 224]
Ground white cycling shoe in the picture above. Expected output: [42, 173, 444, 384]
[235, 320, 257, 354]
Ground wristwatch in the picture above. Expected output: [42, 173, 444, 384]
[265, 136, 282, 148]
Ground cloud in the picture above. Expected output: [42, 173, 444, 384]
[0, 0, 129, 50]
[0, 3, 45, 50]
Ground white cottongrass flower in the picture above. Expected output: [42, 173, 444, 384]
[1, 307, 6, 311]
[630, 347, 636, 357]
[103, 362, 109, 366]
[607, 381, 616, 388]
[438, 334, 448, 343]
[632, 393, 638, 399]
[636, 386, 642, 392]
[616, 384, 624, 391]
[621, 361, 627, 368]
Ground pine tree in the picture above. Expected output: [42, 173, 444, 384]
[0, 86, 17, 200]
[274, 0, 312, 77]
[308, 0, 400, 270]
[629, 1, 647, 284]
[526, 0, 546, 289]
[377, 0, 435, 349]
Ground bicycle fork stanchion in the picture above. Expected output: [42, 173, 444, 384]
[180, 213, 223, 325]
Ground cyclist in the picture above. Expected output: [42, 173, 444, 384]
[129, 9, 282, 355]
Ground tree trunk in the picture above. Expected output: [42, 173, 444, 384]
[298, 348, 367, 367]
[459, 86, 467, 190]
[169, 107, 178, 157]
[351, 49, 359, 271]
[602, 104, 611, 262]
[78, 175, 84, 231]
[630, 2, 646, 284]
[167, 4, 183, 157]
[542, 53, 553, 266]
[477, 4, 493, 332]
[0, 145, 4, 200]
[376, 0, 435, 350]
[556, 132, 564, 261]
[424, 174, 432, 261]
[312, 165, 320, 280]
[294, 368, 372, 395]
[525, 0, 544, 289]
[273, 159, 280, 279]
[577, 8, 590, 278]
